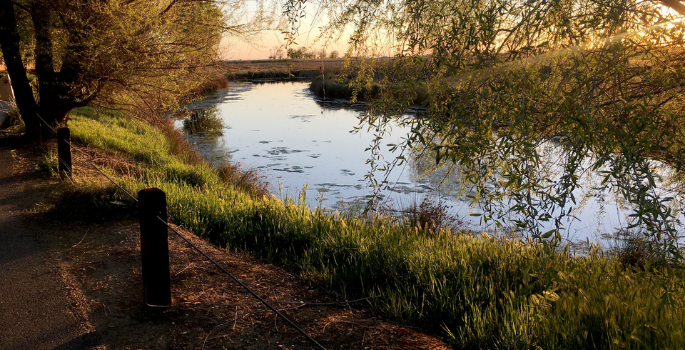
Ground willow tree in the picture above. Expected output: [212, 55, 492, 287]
[0, 0, 255, 140]
[293, 0, 685, 256]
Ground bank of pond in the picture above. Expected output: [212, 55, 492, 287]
[47, 106, 685, 349]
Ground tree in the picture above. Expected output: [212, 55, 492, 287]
[0, 0, 239, 141]
[291, 0, 685, 255]
[287, 46, 315, 59]
[328, 50, 339, 59]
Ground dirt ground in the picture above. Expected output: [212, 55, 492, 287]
[0, 133, 452, 349]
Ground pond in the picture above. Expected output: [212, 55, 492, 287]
[176, 81, 685, 246]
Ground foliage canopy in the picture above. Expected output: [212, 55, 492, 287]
[291, 0, 685, 257]
[0, 0, 272, 139]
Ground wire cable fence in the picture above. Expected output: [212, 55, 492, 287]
[34, 114, 328, 350]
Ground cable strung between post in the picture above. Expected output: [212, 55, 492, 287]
[160, 217, 327, 350]
[35, 113, 139, 203]
[33, 113, 325, 349]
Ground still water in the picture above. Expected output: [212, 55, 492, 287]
[177, 81, 684, 245]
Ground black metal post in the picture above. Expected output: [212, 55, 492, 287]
[138, 188, 172, 307]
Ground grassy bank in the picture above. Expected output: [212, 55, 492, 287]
[51, 107, 685, 349]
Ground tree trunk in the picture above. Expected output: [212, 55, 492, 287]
[0, 0, 41, 142]
[31, 1, 61, 136]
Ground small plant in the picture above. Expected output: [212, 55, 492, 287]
[217, 162, 269, 198]
[0, 107, 24, 130]
[35, 151, 58, 178]
[368, 196, 465, 235]
[611, 229, 666, 269]
[404, 196, 462, 235]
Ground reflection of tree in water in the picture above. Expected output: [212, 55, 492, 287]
[406, 134, 685, 239]
[183, 105, 224, 137]
[181, 105, 233, 167]
[407, 144, 477, 203]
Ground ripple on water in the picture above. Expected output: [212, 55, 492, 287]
[315, 183, 360, 189]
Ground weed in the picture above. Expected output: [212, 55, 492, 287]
[611, 229, 668, 269]
[189, 72, 230, 98]
[406, 196, 462, 235]
[35, 151, 58, 178]
[157, 118, 205, 166]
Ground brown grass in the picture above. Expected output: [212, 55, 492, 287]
[157, 118, 205, 166]
[220, 59, 347, 80]
[189, 72, 230, 98]
[217, 162, 270, 198]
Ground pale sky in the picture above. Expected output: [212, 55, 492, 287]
[219, 1, 351, 60]
[219, 1, 683, 60]
[220, 27, 350, 60]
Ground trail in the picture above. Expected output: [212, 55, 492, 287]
[0, 141, 96, 350]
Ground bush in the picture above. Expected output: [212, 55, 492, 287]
[34, 151, 58, 178]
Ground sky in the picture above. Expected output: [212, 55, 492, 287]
[219, 0, 683, 61]
[219, 1, 351, 60]
[220, 27, 348, 60]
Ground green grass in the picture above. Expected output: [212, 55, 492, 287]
[60, 106, 685, 349]
[34, 150, 58, 178]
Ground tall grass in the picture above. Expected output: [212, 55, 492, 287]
[63, 107, 685, 349]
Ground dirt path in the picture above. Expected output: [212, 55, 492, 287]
[0, 140, 95, 350]
[0, 137, 452, 350]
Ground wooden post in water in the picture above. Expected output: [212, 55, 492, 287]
[56, 127, 71, 179]
[138, 188, 172, 307]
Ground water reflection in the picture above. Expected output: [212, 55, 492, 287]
[406, 130, 685, 246]
[183, 106, 225, 137]
[175, 81, 684, 245]
[176, 104, 234, 167]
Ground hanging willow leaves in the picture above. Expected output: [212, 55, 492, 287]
[289, 0, 685, 261]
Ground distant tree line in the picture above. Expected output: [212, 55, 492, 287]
[269, 45, 339, 60]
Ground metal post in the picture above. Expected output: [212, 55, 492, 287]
[138, 188, 172, 307]
[56, 127, 71, 178]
